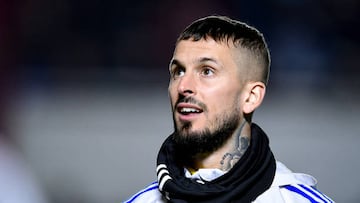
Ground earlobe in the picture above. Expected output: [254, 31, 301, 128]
[242, 82, 266, 114]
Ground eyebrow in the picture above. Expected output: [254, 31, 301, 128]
[169, 57, 219, 69]
[169, 59, 182, 67]
[198, 57, 218, 64]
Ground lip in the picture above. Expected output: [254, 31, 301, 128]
[175, 103, 203, 121]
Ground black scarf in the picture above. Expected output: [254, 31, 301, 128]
[156, 123, 276, 203]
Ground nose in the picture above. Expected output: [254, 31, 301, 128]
[177, 73, 195, 96]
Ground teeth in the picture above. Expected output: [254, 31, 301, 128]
[180, 108, 200, 113]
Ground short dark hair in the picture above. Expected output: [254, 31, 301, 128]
[177, 15, 270, 85]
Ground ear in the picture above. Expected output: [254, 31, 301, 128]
[242, 82, 266, 114]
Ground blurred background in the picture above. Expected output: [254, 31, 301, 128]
[1, 0, 359, 202]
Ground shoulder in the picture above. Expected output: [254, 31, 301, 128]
[123, 182, 165, 203]
[254, 161, 334, 203]
[279, 183, 334, 203]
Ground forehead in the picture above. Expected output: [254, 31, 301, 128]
[174, 38, 234, 54]
[171, 39, 255, 76]
[172, 39, 237, 63]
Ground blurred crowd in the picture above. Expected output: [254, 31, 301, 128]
[1, 0, 359, 89]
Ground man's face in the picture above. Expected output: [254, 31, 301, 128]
[168, 38, 247, 142]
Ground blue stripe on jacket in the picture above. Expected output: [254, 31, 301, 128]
[124, 182, 158, 203]
[283, 184, 333, 203]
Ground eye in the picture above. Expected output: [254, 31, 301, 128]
[170, 67, 185, 78]
[201, 67, 214, 76]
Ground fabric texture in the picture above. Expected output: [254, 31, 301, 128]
[124, 123, 335, 203]
[156, 123, 276, 203]
[124, 161, 335, 203]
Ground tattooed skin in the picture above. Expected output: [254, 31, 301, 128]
[220, 121, 250, 171]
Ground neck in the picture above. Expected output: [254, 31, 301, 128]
[190, 121, 251, 172]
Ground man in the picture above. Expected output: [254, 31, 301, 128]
[125, 15, 333, 203]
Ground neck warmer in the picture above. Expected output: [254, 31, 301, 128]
[156, 123, 276, 203]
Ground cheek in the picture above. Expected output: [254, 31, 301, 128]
[168, 95, 179, 113]
[168, 85, 176, 102]
[208, 89, 241, 113]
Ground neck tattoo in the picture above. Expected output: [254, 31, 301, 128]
[220, 121, 250, 171]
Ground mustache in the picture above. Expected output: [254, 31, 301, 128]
[175, 96, 207, 112]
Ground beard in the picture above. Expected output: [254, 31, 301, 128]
[172, 105, 241, 162]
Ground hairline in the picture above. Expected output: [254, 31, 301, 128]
[175, 16, 270, 85]
[175, 36, 267, 86]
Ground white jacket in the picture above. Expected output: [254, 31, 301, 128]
[124, 161, 334, 203]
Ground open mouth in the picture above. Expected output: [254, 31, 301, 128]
[179, 107, 203, 115]
[176, 103, 203, 116]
